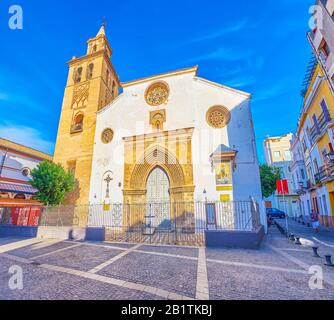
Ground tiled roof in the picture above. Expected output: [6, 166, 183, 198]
[213, 144, 237, 155]
[0, 182, 38, 194]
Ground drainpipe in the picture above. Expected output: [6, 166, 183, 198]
[0, 148, 8, 177]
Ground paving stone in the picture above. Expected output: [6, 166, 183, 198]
[33, 245, 123, 272]
[98, 251, 197, 297]
[139, 245, 198, 257]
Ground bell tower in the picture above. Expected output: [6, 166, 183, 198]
[53, 24, 120, 212]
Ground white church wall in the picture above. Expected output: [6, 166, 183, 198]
[89, 70, 263, 220]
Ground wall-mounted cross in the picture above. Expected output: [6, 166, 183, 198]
[104, 174, 113, 199]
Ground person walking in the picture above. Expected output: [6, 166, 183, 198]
[311, 210, 320, 233]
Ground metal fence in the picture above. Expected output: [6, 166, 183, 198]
[36, 200, 261, 246]
[1, 201, 261, 246]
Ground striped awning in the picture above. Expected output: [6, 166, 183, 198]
[0, 182, 38, 195]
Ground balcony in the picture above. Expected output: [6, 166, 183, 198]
[309, 111, 331, 144]
[315, 161, 334, 183]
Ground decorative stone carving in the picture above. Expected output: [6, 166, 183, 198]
[72, 82, 90, 109]
[206, 105, 231, 129]
[145, 82, 169, 106]
[101, 128, 114, 144]
[150, 109, 166, 131]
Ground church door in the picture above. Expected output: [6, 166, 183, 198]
[145, 167, 170, 230]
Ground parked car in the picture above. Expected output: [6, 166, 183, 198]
[266, 208, 286, 219]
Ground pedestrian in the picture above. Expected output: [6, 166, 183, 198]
[311, 210, 320, 233]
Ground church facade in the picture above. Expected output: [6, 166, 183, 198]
[53, 25, 264, 228]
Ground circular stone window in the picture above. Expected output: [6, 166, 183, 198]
[101, 128, 114, 144]
[22, 168, 31, 177]
[206, 106, 231, 129]
[145, 82, 169, 106]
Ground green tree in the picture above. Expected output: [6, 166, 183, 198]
[30, 161, 75, 206]
[259, 164, 281, 198]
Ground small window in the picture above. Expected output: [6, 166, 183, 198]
[300, 168, 305, 180]
[274, 151, 281, 159]
[284, 150, 292, 161]
[87, 63, 94, 80]
[74, 67, 83, 84]
[322, 195, 328, 215]
[71, 113, 84, 133]
[319, 39, 330, 58]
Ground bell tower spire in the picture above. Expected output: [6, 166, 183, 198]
[53, 24, 121, 217]
[87, 23, 112, 57]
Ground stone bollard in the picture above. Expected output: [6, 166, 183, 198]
[312, 247, 321, 258]
[324, 255, 334, 267]
[295, 237, 302, 245]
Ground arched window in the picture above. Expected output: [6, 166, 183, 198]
[71, 112, 84, 133]
[87, 63, 94, 80]
[74, 67, 83, 84]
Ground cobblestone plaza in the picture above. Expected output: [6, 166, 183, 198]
[1, 225, 334, 300]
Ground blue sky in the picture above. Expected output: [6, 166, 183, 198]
[0, 0, 314, 162]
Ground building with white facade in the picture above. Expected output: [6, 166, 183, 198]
[0, 138, 53, 207]
[263, 134, 300, 217]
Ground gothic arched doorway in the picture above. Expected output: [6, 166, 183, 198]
[145, 167, 171, 232]
[146, 167, 170, 203]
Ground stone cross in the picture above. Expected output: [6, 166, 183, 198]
[104, 174, 113, 199]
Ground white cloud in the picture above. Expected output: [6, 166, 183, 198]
[183, 19, 249, 45]
[223, 75, 256, 88]
[0, 123, 55, 155]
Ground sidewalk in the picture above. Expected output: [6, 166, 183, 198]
[274, 218, 334, 248]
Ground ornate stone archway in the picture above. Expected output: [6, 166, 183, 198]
[122, 128, 195, 226]
[124, 144, 194, 203]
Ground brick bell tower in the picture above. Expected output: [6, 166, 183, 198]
[53, 24, 120, 216]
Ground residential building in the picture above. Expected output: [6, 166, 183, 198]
[264, 134, 293, 165]
[308, 0, 334, 98]
[289, 0, 334, 227]
[263, 134, 300, 217]
[0, 138, 52, 208]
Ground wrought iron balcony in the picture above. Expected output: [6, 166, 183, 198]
[309, 111, 331, 144]
[315, 161, 334, 183]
